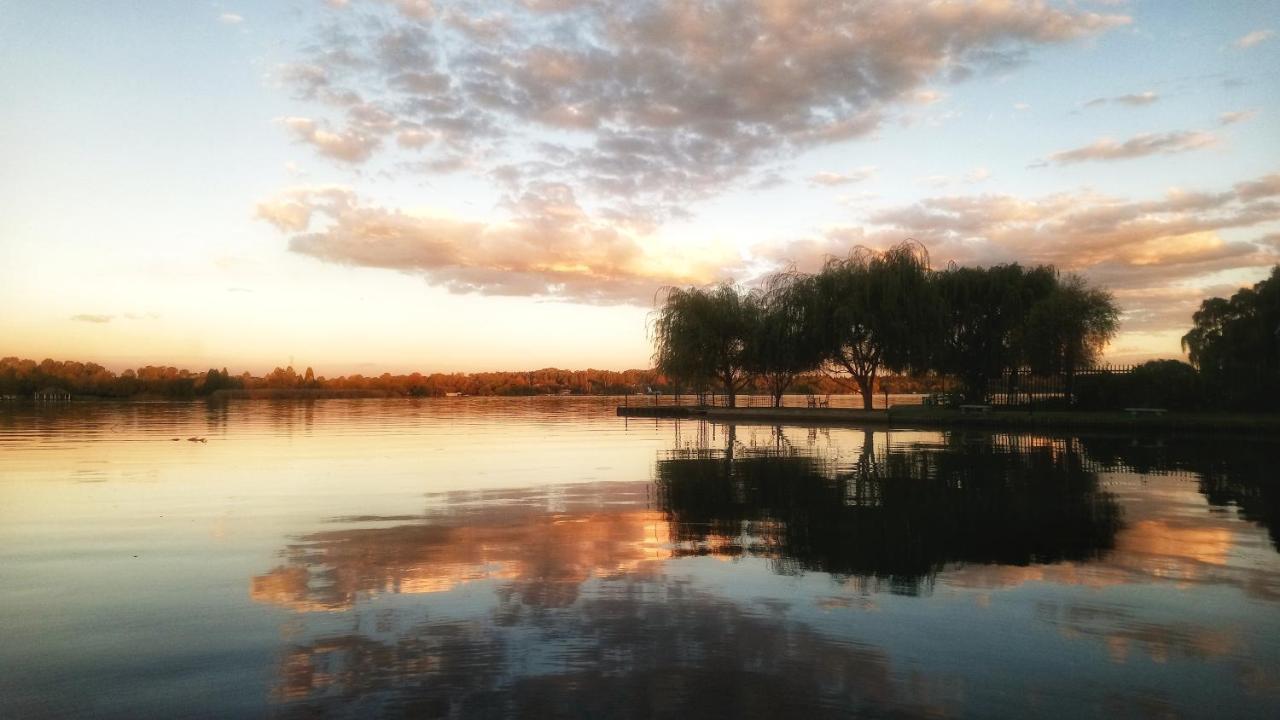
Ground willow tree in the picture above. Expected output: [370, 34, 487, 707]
[1023, 274, 1119, 398]
[933, 263, 1058, 402]
[812, 242, 937, 410]
[746, 271, 826, 407]
[652, 283, 757, 407]
[1182, 266, 1280, 408]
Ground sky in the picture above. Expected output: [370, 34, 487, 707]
[2, 0, 1278, 374]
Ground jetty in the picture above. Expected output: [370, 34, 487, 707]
[617, 403, 1280, 437]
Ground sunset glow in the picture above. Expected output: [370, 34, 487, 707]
[3, 1, 1278, 372]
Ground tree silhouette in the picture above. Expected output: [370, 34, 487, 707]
[932, 263, 1057, 402]
[1023, 273, 1119, 397]
[745, 271, 826, 406]
[810, 242, 937, 409]
[1182, 266, 1280, 409]
[652, 283, 757, 406]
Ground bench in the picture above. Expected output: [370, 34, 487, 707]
[923, 393, 956, 407]
[959, 404, 992, 414]
[1125, 407, 1167, 417]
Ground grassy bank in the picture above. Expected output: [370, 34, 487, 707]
[618, 404, 1280, 437]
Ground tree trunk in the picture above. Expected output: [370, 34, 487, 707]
[770, 373, 789, 407]
[858, 374, 875, 410]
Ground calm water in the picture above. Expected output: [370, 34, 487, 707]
[2, 398, 1278, 719]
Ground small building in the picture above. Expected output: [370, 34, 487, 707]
[34, 387, 72, 402]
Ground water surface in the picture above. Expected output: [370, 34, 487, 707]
[2, 398, 1278, 718]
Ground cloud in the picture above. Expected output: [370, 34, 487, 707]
[910, 89, 946, 105]
[1044, 130, 1216, 165]
[1234, 29, 1274, 49]
[255, 185, 354, 231]
[1219, 109, 1258, 126]
[1234, 173, 1280, 201]
[1084, 90, 1159, 108]
[218, 13, 243, 25]
[278, 117, 380, 163]
[69, 312, 158, 323]
[261, 166, 1280, 349]
[808, 167, 877, 187]
[758, 172, 1280, 342]
[256, 185, 739, 304]
[275, 0, 1129, 216]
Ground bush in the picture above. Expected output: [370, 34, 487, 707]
[1074, 360, 1202, 410]
[1126, 360, 1201, 410]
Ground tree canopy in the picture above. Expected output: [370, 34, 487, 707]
[745, 272, 827, 407]
[931, 263, 1060, 402]
[651, 244, 1122, 407]
[1022, 274, 1120, 388]
[1182, 266, 1280, 408]
[810, 242, 937, 409]
[651, 283, 758, 406]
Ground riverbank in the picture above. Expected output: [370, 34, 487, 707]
[208, 388, 393, 399]
[617, 404, 1280, 436]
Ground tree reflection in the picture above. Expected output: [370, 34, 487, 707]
[656, 429, 1123, 592]
[1078, 435, 1280, 551]
[248, 425, 1280, 718]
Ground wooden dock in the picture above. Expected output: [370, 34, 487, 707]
[617, 404, 1280, 436]
[617, 405, 893, 424]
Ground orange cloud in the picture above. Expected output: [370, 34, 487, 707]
[1045, 130, 1217, 165]
[256, 184, 737, 303]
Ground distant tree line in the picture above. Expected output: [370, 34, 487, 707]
[0, 360, 666, 399]
[0, 356, 950, 401]
[654, 242, 1122, 408]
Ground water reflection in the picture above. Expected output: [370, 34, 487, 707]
[4, 400, 1279, 718]
[253, 483, 666, 612]
[269, 586, 961, 719]
[250, 422, 1279, 718]
[656, 429, 1122, 592]
[1080, 434, 1280, 551]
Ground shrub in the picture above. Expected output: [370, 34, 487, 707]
[1074, 360, 1202, 410]
[1127, 360, 1201, 410]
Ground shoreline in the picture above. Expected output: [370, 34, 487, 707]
[617, 404, 1280, 437]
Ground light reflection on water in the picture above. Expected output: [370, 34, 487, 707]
[1, 398, 1278, 718]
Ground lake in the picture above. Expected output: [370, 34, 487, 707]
[1, 398, 1278, 718]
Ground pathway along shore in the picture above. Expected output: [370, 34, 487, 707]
[617, 404, 1280, 437]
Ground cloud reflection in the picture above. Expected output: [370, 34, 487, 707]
[252, 425, 1280, 715]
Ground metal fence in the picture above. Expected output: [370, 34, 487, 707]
[621, 392, 926, 410]
[984, 364, 1138, 407]
[622, 365, 1140, 410]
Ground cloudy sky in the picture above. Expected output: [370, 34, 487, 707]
[2, 1, 1278, 373]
